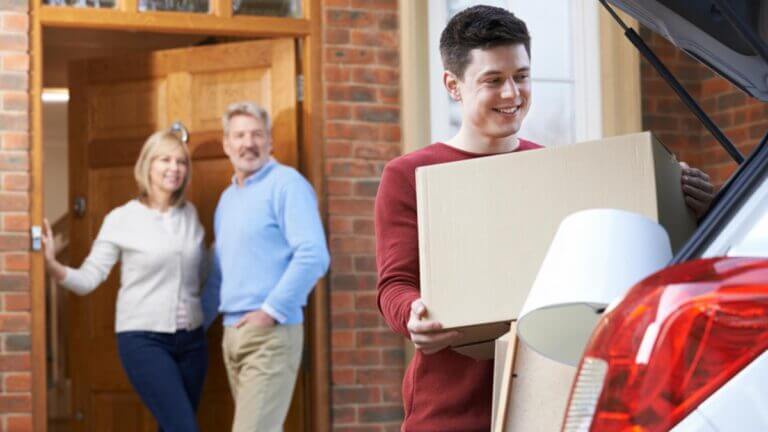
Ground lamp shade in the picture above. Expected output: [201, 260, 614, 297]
[517, 208, 673, 366]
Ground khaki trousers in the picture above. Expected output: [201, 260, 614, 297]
[222, 323, 303, 432]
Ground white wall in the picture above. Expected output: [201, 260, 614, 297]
[43, 98, 69, 223]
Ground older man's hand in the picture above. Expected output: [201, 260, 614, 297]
[235, 309, 276, 328]
[680, 162, 715, 219]
[407, 299, 462, 355]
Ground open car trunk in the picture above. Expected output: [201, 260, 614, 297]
[603, 0, 768, 262]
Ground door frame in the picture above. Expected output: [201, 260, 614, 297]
[29, 1, 328, 431]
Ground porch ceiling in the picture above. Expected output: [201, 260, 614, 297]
[43, 27, 245, 87]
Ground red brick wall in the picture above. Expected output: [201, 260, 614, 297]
[0, 1, 31, 431]
[641, 28, 768, 186]
[322, 0, 405, 430]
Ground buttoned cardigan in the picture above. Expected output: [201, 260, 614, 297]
[61, 199, 206, 333]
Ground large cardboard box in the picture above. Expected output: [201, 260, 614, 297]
[416, 132, 696, 349]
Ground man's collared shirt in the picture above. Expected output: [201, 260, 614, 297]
[203, 159, 330, 327]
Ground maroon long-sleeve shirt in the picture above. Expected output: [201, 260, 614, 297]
[375, 141, 542, 431]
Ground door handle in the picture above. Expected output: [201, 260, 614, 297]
[73, 196, 87, 218]
[170, 121, 189, 143]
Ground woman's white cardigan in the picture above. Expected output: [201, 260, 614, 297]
[61, 199, 205, 333]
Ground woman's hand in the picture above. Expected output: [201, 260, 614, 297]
[42, 218, 67, 282]
[42, 219, 56, 263]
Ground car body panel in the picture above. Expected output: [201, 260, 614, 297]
[672, 351, 768, 431]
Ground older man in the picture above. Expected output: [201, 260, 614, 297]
[203, 101, 329, 432]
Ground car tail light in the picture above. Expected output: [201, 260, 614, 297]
[562, 257, 768, 432]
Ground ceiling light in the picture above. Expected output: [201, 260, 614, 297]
[42, 88, 69, 103]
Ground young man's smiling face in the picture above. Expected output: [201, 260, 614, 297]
[446, 43, 531, 144]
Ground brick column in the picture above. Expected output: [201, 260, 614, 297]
[322, 0, 404, 430]
[0, 2, 31, 431]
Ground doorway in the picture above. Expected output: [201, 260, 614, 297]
[42, 27, 314, 432]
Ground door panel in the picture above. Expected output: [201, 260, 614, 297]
[188, 158, 232, 242]
[85, 167, 135, 390]
[191, 69, 271, 131]
[66, 38, 303, 432]
[91, 393, 154, 432]
[88, 80, 167, 140]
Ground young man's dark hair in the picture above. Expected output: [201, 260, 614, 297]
[439, 5, 531, 79]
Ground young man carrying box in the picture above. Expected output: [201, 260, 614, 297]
[374, 5, 715, 431]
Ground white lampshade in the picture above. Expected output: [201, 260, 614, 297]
[517, 208, 673, 366]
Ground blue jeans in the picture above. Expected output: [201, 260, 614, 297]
[117, 328, 208, 432]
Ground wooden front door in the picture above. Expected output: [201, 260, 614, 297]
[66, 38, 306, 432]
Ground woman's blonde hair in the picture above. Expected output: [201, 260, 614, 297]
[133, 131, 191, 207]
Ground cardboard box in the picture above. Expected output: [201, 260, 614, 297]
[449, 322, 510, 359]
[492, 327, 576, 431]
[491, 331, 513, 431]
[495, 339, 576, 431]
[416, 132, 696, 350]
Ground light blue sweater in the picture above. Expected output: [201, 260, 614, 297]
[202, 160, 330, 327]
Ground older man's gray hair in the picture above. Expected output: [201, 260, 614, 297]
[222, 101, 271, 135]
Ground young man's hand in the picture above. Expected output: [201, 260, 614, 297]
[407, 299, 462, 355]
[680, 162, 714, 219]
[235, 309, 276, 328]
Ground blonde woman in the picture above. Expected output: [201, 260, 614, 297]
[42, 131, 207, 432]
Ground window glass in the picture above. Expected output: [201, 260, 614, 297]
[44, 0, 116, 8]
[234, 0, 301, 17]
[519, 81, 574, 146]
[508, 0, 572, 81]
[138, 0, 207, 12]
